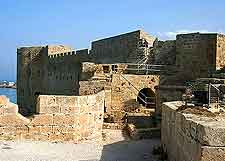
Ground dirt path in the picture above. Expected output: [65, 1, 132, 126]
[0, 130, 160, 161]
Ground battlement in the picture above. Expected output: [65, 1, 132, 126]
[47, 45, 74, 55]
[47, 51, 77, 62]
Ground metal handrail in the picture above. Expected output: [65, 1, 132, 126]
[112, 63, 166, 67]
[115, 67, 162, 72]
[208, 83, 221, 106]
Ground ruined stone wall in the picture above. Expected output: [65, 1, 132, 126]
[162, 101, 225, 161]
[109, 74, 159, 120]
[176, 33, 217, 80]
[216, 34, 225, 70]
[91, 30, 155, 64]
[79, 80, 110, 95]
[0, 92, 104, 142]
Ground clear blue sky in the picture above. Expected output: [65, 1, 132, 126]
[0, 0, 225, 81]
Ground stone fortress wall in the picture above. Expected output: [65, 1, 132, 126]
[17, 30, 225, 119]
[0, 91, 104, 142]
[91, 30, 156, 64]
[17, 46, 81, 115]
[17, 30, 158, 116]
[176, 33, 225, 80]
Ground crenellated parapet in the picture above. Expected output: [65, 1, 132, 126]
[47, 51, 78, 64]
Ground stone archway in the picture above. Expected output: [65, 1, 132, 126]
[137, 88, 156, 108]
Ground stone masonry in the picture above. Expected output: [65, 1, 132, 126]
[0, 91, 104, 142]
[176, 33, 225, 80]
[17, 30, 225, 118]
[91, 30, 156, 64]
[162, 101, 225, 161]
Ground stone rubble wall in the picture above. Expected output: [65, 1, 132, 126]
[111, 74, 159, 112]
[79, 80, 110, 95]
[161, 101, 225, 161]
[0, 91, 104, 142]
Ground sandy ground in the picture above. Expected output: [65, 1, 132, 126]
[0, 130, 160, 161]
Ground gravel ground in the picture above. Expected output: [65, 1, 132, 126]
[0, 130, 160, 161]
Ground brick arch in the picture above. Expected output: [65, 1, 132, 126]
[137, 88, 156, 108]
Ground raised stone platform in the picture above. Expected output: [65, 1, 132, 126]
[162, 101, 225, 161]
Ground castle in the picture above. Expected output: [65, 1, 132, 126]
[17, 30, 225, 118]
[0, 29, 221, 160]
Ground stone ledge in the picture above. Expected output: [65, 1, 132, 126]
[162, 101, 225, 161]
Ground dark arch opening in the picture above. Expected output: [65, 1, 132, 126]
[137, 88, 156, 108]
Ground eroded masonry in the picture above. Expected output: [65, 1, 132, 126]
[1, 30, 225, 159]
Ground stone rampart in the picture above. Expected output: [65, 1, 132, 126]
[161, 101, 225, 161]
[0, 91, 104, 142]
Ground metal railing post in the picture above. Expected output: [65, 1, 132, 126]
[208, 83, 211, 106]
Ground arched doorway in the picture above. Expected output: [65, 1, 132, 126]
[137, 88, 156, 108]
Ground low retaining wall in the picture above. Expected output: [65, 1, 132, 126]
[161, 101, 225, 161]
[0, 91, 105, 142]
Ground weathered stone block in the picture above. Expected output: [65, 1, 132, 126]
[87, 95, 96, 107]
[79, 114, 89, 127]
[38, 105, 60, 114]
[48, 133, 64, 141]
[66, 126, 76, 133]
[94, 113, 103, 123]
[55, 97, 65, 106]
[64, 97, 77, 106]
[0, 114, 30, 126]
[61, 106, 76, 114]
[78, 96, 88, 113]
[63, 133, 75, 141]
[53, 114, 75, 126]
[79, 128, 89, 138]
[2, 126, 16, 134]
[28, 125, 41, 134]
[32, 133, 49, 141]
[52, 126, 64, 134]
[53, 125, 76, 134]
[47, 96, 57, 106]
[201, 146, 225, 161]
[37, 95, 47, 106]
[3, 103, 18, 114]
[30, 114, 53, 126]
[40, 126, 52, 134]
[15, 126, 29, 134]
[197, 121, 225, 146]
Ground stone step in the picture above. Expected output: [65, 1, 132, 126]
[127, 124, 160, 140]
